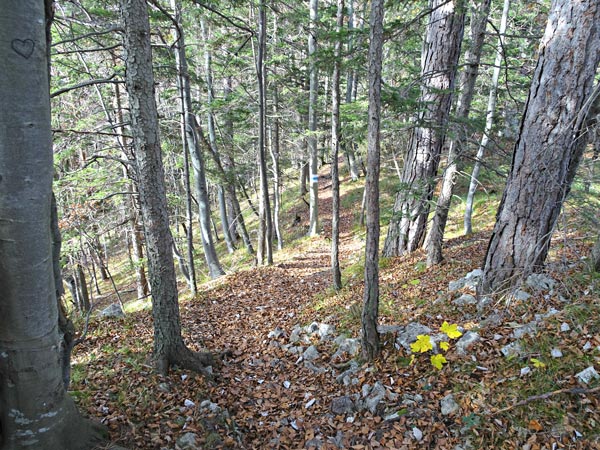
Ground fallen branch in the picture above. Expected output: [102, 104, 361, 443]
[491, 386, 600, 415]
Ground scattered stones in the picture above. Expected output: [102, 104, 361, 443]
[456, 331, 480, 355]
[200, 400, 221, 414]
[440, 394, 460, 416]
[331, 396, 355, 415]
[100, 303, 124, 318]
[304, 361, 328, 375]
[402, 393, 423, 406]
[377, 324, 403, 335]
[412, 427, 423, 441]
[501, 341, 523, 358]
[526, 273, 555, 292]
[512, 322, 538, 339]
[477, 296, 493, 313]
[335, 361, 359, 385]
[453, 294, 478, 306]
[511, 290, 531, 302]
[268, 327, 285, 339]
[360, 382, 388, 414]
[575, 366, 599, 385]
[176, 432, 199, 449]
[303, 345, 320, 362]
[332, 337, 361, 360]
[396, 323, 432, 351]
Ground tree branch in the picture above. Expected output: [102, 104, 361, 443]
[51, 75, 123, 98]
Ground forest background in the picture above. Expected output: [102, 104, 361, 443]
[0, 0, 599, 448]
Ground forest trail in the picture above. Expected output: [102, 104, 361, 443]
[75, 174, 599, 449]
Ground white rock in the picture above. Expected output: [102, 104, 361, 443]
[582, 341, 593, 351]
[456, 331, 480, 355]
[440, 394, 460, 416]
[283, 380, 291, 389]
[184, 399, 195, 408]
[412, 427, 423, 441]
[551, 348, 563, 358]
[575, 366, 599, 385]
[520, 366, 531, 376]
[560, 322, 571, 332]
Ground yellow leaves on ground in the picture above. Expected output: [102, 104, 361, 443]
[430, 354, 447, 370]
[440, 321, 462, 339]
[410, 334, 433, 353]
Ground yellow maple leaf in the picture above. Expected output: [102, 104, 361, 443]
[440, 321, 463, 339]
[430, 354, 447, 370]
[410, 335, 433, 353]
[440, 341, 450, 352]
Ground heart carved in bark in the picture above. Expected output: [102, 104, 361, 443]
[11, 39, 35, 59]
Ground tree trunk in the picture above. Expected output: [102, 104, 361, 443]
[270, 16, 284, 251]
[361, 0, 384, 362]
[383, 0, 465, 257]
[481, 0, 600, 294]
[464, 0, 511, 236]
[342, 0, 360, 182]
[170, 6, 224, 279]
[200, 18, 236, 254]
[592, 237, 600, 272]
[0, 1, 105, 447]
[256, 0, 274, 265]
[170, 0, 198, 294]
[331, 0, 344, 291]
[307, 0, 320, 236]
[120, 0, 214, 374]
[426, 0, 488, 266]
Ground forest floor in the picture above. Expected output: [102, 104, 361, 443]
[73, 172, 600, 450]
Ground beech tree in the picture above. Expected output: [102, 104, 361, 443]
[383, 0, 465, 257]
[307, 0, 320, 236]
[120, 0, 213, 373]
[481, 0, 600, 293]
[0, 1, 105, 447]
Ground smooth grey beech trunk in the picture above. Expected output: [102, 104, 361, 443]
[361, 0, 384, 362]
[120, 0, 213, 373]
[200, 18, 236, 255]
[330, 0, 344, 291]
[383, 0, 465, 257]
[0, 1, 105, 448]
[481, 0, 600, 293]
[426, 0, 488, 266]
[464, 0, 511, 236]
[170, 5, 224, 279]
[256, 0, 274, 265]
[307, 0, 320, 236]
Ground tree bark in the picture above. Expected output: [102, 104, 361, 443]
[307, 0, 320, 236]
[120, 0, 214, 373]
[481, 0, 600, 293]
[383, 0, 465, 257]
[331, 0, 344, 291]
[592, 237, 600, 272]
[256, 0, 274, 265]
[200, 18, 236, 254]
[361, 0, 384, 362]
[0, 1, 106, 447]
[464, 0, 511, 236]
[426, 0, 487, 266]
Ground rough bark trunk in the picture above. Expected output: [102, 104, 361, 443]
[464, 0, 511, 236]
[383, 0, 465, 257]
[0, 1, 106, 447]
[308, 0, 320, 236]
[481, 0, 600, 294]
[592, 237, 600, 272]
[426, 0, 487, 266]
[331, 0, 344, 291]
[361, 0, 384, 362]
[120, 0, 213, 374]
